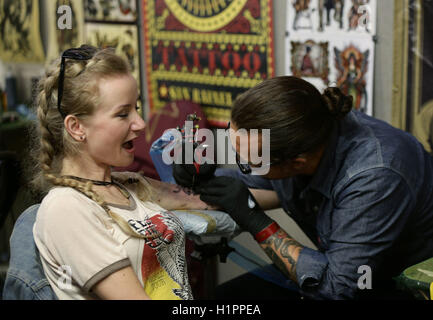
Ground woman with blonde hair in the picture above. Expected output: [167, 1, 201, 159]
[30, 45, 209, 300]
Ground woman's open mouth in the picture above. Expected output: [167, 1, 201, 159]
[122, 139, 135, 153]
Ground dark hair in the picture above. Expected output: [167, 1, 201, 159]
[231, 76, 353, 161]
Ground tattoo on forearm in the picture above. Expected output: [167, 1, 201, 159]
[148, 178, 211, 210]
[260, 229, 304, 284]
[263, 246, 292, 279]
[172, 185, 196, 195]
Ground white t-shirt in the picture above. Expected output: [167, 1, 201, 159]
[33, 173, 193, 300]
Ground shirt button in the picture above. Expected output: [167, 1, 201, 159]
[313, 205, 319, 212]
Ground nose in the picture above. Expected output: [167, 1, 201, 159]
[131, 111, 146, 133]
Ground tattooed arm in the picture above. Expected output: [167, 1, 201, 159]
[142, 176, 218, 211]
[196, 176, 305, 285]
[259, 228, 304, 284]
[142, 176, 279, 212]
[145, 174, 303, 284]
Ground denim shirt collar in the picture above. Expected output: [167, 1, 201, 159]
[310, 123, 339, 199]
[297, 122, 339, 200]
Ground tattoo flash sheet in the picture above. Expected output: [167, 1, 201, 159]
[0, 0, 45, 62]
[285, 0, 376, 115]
[84, 0, 137, 22]
[84, 22, 141, 97]
[45, 0, 85, 65]
[287, 0, 376, 35]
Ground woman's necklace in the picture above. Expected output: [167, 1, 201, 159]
[62, 175, 114, 186]
[63, 175, 132, 205]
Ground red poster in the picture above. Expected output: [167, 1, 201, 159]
[142, 0, 275, 127]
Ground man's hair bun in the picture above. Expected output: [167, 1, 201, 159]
[321, 87, 353, 120]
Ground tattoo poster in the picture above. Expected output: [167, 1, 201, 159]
[83, 1, 141, 113]
[285, 0, 377, 115]
[287, 0, 376, 35]
[84, 0, 138, 22]
[84, 22, 142, 101]
[333, 39, 374, 114]
[45, 0, 85, 65]
[142, 0, 276, 127]
[393, 0, 433, 153]
[0, 0, 45, 63]
[290, 39, 330, 85]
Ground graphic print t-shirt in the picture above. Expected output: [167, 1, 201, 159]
[33, 174, 193, 300]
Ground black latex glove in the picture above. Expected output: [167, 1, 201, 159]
[195, 176, 274, 236]
[172, 162, 216, 188]
[172, 140, 216, 188]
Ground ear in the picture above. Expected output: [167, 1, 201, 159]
[64, 115, 86, 142]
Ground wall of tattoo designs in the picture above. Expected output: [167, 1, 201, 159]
[285, 0, 377, 115]
[0, 0, 142, 111]
[142, 0, 275, 127]
[393, 0, 433, 154]
[83, 0, 142, 105]
[0, 0, 45, 63]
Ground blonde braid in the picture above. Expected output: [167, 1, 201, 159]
[43, 174, 159, 239]
[29, 67, 64, 192]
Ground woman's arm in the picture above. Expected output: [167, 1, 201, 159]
[144, 176, 217, 211]
[92, 266, 150, 300]
[145, 176, 281, 212]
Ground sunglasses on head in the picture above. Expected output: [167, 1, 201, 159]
[57, 45, 95, 118]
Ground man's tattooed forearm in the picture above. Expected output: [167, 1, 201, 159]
[261, 230, 304, 283]
[263, 246, 291, 279]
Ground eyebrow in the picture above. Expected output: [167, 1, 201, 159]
[114, 103, 133, 110]
[114, 98, 139, 111]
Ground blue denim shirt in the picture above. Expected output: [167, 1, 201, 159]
[217, 111, 433, 299]
[2, 204, 57, 300]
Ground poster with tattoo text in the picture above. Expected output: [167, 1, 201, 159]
[285, 0, 377, 115]
[142, 0, 275, 127]
[0, 0, 45, 63]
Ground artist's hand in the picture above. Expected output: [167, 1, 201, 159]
[172, 142, 216, 188]
[195, 176, 274, 236]
[172, 162, 216, 188]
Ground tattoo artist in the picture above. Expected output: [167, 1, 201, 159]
[173, 76, 433, 300]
